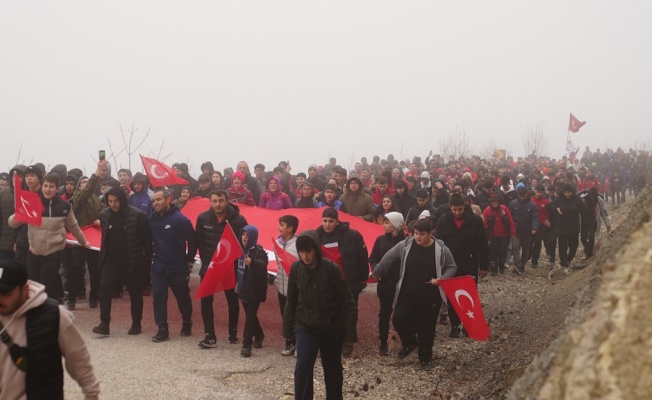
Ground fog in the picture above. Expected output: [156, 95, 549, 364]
[1, 1, 650, 175]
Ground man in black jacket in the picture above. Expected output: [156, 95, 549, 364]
[195, 189, 248, 348]
[547, 183, 585, 274]
[369, 212, 405, 356]
[316, 207, 369, 356]
[435, 193, 489, 338]
[92, 186, 152, 336]
[392, 180, 416, 218]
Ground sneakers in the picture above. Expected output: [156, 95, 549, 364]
[228, 335, 239, 344]
[180, 321, 192, 337]
[449, 326, 461, 338]
[152, 328, 169, 342]
[240, 345, 252, 357]
[281, 343, 296, 356]
[253, 333, 265, 349]
[128, 321, 142, 335]
[420, 360, 433, 370]
[342, 343, 354, 356]
[199, 334, 217, 349]
[379, 344, 389, 357]
[563, 267, 570, 274]
[92, 322, 110, 336]
[397, 344, 417, 360]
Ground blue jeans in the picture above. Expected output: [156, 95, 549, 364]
[294, 328, 344, 400]
[152, 268, 192, 329]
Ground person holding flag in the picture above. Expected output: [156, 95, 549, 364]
[372, 218, 457, 370]
[195, 189, 247, 348]
[273, 215, 299, 356]
[9, 173, 89, 301]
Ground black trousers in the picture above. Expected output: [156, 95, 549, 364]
[558, 233, 579, 268]
[152, 268, 192, 329]
[489, 236, 510, 272]
[393, 294, 442, 363]
[530, 225, 550, 265]
[294, 327, 344, 400]
[580, 227, 597, 258]
[67, 247, 100, 303]
[378, 295, 394, 346]
[200, 285, 239, 338]
[278, 292, 295, 346]
[27, 251, 63, 299]
[241, 301, 263, 347]
[99, 261, 144, 323]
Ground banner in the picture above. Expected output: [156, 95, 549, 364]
[439, 276, 490, 341]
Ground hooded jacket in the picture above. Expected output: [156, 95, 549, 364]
[258, 176, 293, 210]
[372, 236, 457, 305]
[99, 187, 153, 271]
[508, 196, 540, 236]
[9, 192, 87, 256]
[339, 176, 376, 221]
[148, 203, 197, 273]
[0, 166, 26, 252]
[369, 230, 406, 298]
[282, 231, 356, 341]
[316, 221, 369, 294]
[227, 172, 255, 206]
[69, 173, 104, 228]
[579, 189, 612, 233]
[0, 281, 100, 400]
[195, 202, 248, 276]
[547, 184, 585, 235]
[128, 172, 153, 216]
[235, 225, 268, 303]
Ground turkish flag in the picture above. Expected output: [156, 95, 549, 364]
[568, 113, 586, 133]
[439, 276, 490, 341]
[194, 221, 244, 299]
[140, 155, 188, 187]
[13, 174, 43, 226]
[272, 238, 297, 276]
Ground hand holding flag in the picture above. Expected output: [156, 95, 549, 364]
[13, 173, 43, 227]
[272, 238, 297, 276]
[195, 221, 244, 299]
[140, 155, 189, 187]
[439, 276, 490, 341]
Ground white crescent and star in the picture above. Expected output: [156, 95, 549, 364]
[150, 164, 169, 179]
[213, 240, 233, 264]
[454, 289, 475, 319]
[20, 196, 38, 218]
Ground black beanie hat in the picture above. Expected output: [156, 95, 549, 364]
[24, 165, 43, 182]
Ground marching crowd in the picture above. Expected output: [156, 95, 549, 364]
[0, 145, 649, 399]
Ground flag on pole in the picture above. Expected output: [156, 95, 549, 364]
[568, 113, 586, 133]
[439, 276, 490, 341]
[272, 238, 298, 276]
[140, 155, 189, 187]
[194, 221, 243, 299]
[13, 173, 43, 226]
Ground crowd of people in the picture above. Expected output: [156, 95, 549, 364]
[0, 145, 649, 399]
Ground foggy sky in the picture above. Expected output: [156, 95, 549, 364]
[1, 1, 651, 175]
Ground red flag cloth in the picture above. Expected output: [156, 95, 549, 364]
[194, 221, 244, 299]
[13, 174, 43, 226]
[439, 276, 490, 341]
[272, 239, 297, 276]
[66, 225, 102, 250]
[140, 155, 189, 187]
[568, 113, 586, 133]
[180, 200, 384, 275]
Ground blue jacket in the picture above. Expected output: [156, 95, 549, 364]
[129, 190, 153, 216]
[508, 198, 539, 237]
[148, 204, 197, 273]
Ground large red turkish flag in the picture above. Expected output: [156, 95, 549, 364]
[13, 174, 43, 226]
[568, 113, 586, 133]
[439, 276, 490, 341]
[140, 155, 188, 187]
[194, 221, 244, 299]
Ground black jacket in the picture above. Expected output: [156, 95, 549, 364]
[393, 192, 417, 218]
[547, 193, 585, 235]
[237, 245, 268, 303]
[99, 187, 153, 271]
[475, 189, 505, 211]
[369, 231, 406, 298]
[316, 222, 369, 294]
[508, 198, 539, 236]
[195, 203, 248, 276]
[435, 207, 490, 279]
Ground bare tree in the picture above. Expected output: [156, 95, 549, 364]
[438, 128, 474, 160]
[522, 120, 549, 158]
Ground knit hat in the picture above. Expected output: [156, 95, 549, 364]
[24, 165, 43, 182]
[561, 183, 574, 193]
[383, 212, 404, 230]
[420, 171, 431, 180]
[231, 171, 246, 183]
[322, 207, 339, 220]
[489, 192, 500, 203]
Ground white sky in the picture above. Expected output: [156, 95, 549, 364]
[1, 1, 651, 175]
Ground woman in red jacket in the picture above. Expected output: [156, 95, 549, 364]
[483, 193, 515, 276]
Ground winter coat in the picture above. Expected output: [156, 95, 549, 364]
[435, 207, 490, 279]
[69, 173, 105, 227]
[195, 203, 248, 276]
[508, 198, 539, 236]
[148, 204, 197, 273]
[236, 226, 268, 304]
[483, 205, 515, 238]
[259, 176, 293, 210]
[316, 222, 369, 295]
[0, 166, 26, 252]
[273, 235, 298, 296]
[369, 231, 406, 298]
[98, 187, 153, 272]
[547, 192, 585, 235]
[579, 192, 612, 233]
[393, 192, 417, 218]
[282, 231, 355, 341]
